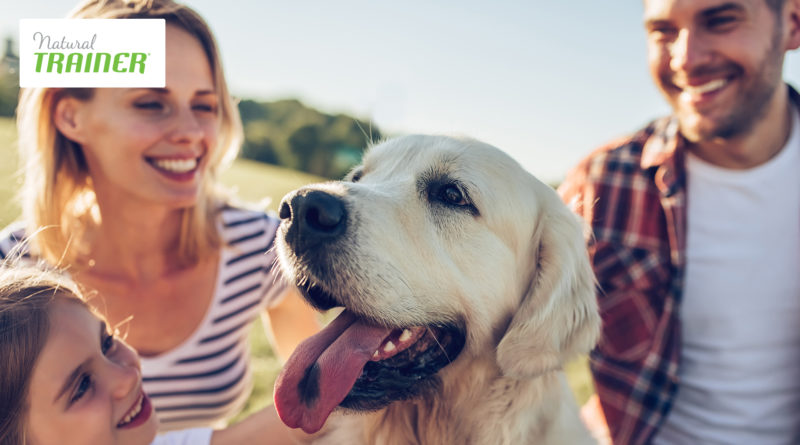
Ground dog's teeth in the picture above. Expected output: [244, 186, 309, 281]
[384, 341, 396, 352]
[399, 329, 412, 342]
[373, 350, 379, 358]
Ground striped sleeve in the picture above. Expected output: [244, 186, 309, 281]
[559, 127, 684, 445]
[220, 207, 288, 310]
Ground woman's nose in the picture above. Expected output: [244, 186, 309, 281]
[168, 106, 205, 145]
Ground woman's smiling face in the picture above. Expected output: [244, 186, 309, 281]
[25, 299, 158, 445]
[57, 24, 220, 210]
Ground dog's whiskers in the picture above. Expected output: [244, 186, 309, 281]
[385, 263, 413, 295]
[267, 251, 282, 286]
[427, 327, 453, 365]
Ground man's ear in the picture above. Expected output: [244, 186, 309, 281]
[53, 96, 87, 145]
[785, 0, 800, 50]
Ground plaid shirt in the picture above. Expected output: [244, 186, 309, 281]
[558, 85, 800, 445]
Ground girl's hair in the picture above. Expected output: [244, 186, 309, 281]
[16, 0, 242, 267]
[0, 265, 88, 445]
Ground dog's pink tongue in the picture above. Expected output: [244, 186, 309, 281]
[274, 310, 392, 433]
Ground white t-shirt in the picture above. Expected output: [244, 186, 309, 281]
[152, 427, 212, 445]
[654, 110, 800, 444]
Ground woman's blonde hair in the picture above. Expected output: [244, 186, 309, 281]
[0, 265, 89, 445]
[16, 0, 242, 267]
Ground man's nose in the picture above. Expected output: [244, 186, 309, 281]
[669, 28, 709, 74]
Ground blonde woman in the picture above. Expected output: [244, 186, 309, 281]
[1, 0, 319, 432]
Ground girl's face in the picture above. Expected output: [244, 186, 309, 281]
[58, 24, 220, 210]
[26, 299, 158, 445]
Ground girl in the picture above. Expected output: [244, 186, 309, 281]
[0, 265, 317, 444]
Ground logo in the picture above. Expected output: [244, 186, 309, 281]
[19, 19, 165, 88]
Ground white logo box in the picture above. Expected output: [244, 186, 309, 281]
[19, 18, 165, 88]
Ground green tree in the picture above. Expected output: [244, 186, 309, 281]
[0, 36, 19, 117]
[288, 124, 321, 173]
[0, 72, 18, 117]
[236, 98, 383, 179]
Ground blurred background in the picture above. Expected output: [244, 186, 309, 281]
[2, 0, 799, 420]
[3, 1, 798, 184]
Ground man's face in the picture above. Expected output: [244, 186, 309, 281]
[644, 0, 788, 142]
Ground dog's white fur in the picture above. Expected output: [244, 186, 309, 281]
[279, 135, 599, 445]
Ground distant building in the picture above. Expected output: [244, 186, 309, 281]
[0, 37, 19, 75]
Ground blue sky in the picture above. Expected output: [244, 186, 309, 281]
[3, 1, 800, 182]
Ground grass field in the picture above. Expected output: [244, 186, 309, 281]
[0, 116, 593, 423]
[0, 118, 20, 228]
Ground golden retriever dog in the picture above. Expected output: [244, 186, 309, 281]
[273, 135, 600, 444]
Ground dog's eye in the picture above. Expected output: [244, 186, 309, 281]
[441, 185, 466, 206]
[425, 179, 478, 215]
[349, 168, 364, 183]
[430, 183, 472, 209]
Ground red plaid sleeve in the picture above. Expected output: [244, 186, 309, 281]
[559, 128, 683, 445]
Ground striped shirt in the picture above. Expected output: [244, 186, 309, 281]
[558, 85, 800, 445]
[0, 206, 288, 431]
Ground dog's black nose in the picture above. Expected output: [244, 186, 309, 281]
[280, 189, 347, 251]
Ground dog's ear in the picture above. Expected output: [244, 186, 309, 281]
[496, 188, 599, 379]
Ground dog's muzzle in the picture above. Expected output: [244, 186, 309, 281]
[278, 189, 349, 310]
[274, 187, 467, 435]
[279, 189, 347, 255]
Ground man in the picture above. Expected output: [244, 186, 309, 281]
[559, 0, 800, 443]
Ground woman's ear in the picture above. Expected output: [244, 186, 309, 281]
[53, 96, 87, 144]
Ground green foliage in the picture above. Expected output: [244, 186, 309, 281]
[238, 99, 382, 179]
[0, 118, 20, 226]
[0, 69, 19, 118]
[0, 36, 19, 118]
